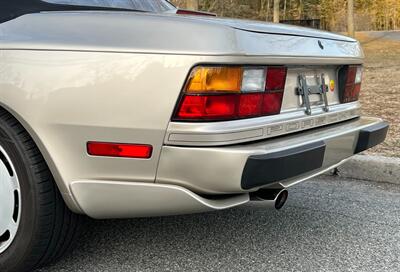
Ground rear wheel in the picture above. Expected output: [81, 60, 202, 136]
[0, 146, 21, 255]
[0, 110, 85, 272]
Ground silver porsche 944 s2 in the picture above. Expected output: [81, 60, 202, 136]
[0, 0, 389, 271]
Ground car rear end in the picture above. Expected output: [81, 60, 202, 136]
[71, 17, 387, 218]
[2, 4, 390, 272]
[0, 10, 388, 219]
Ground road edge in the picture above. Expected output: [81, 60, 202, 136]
[323, 154, 400, 185]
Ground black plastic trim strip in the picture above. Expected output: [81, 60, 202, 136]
[241, 141, 326, 190]
[355, 122, 389, 154]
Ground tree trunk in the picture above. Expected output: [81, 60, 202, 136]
[297, 0, 302, 19]
[347, 0, 355, 37]
[186, 0, 198, 10]
[273, 0, 280, 23]
[283, 0, 287, 20]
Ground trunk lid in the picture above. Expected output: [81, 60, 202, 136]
[182, 18, 358, 114]
[185, 17, 355, 42]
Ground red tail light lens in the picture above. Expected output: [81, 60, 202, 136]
[176, 95, 237, 120]
[87, 142, 152, 159]
[262, 92, 284, 115]
[340, 65, 363, 103]
[263, 67, 287, 115]
[239, 93, 263, 117]
[266, 67, 287, 90]
[173, 66, 287, 122]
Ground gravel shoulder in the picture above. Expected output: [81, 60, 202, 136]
[357, 32, 400, 158]
[36, 176, 400, 272]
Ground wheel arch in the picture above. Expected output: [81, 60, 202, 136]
[0, 103, 83, 214]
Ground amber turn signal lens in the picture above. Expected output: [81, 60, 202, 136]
[186, 67, 243, 93]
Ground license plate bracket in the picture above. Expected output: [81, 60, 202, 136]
[296, 74, 329, 115]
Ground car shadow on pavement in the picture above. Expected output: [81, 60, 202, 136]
[37, 177, 400, 272]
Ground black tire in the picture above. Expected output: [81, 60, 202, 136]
[0, 109, 86, 272]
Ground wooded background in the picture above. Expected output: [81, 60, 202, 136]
[170, 0, 400, 32]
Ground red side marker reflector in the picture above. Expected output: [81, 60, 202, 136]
[87, 142, 152, 159]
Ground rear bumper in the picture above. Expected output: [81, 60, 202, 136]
[354, 122, 389, 154]
[70, 117, 387, 219]
[241, 121, 388, 190]
[156, 117, 388, 194]
[241, 141, 326, 190]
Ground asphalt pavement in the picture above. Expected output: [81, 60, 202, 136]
[36, 176, 400, 272]
[361, 30, 400, 41]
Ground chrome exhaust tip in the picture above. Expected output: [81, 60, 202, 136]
[274, 189, 288, 210]
[250, 188, 289, 210]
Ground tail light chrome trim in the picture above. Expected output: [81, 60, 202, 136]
[166, 103, 361, 147]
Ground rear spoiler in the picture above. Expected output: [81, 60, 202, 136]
[176, 9, 216, 17]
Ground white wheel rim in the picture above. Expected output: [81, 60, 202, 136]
[0, 146, 21, 254]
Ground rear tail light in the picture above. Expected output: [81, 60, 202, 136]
[173, 66, 287, 122]
[339, 65, 363, 103]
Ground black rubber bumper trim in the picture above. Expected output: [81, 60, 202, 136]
[241, 141, 326, 190]
[355, 122, 389, 154]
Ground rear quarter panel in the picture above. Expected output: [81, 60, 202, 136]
[0, 50, 198, 211]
